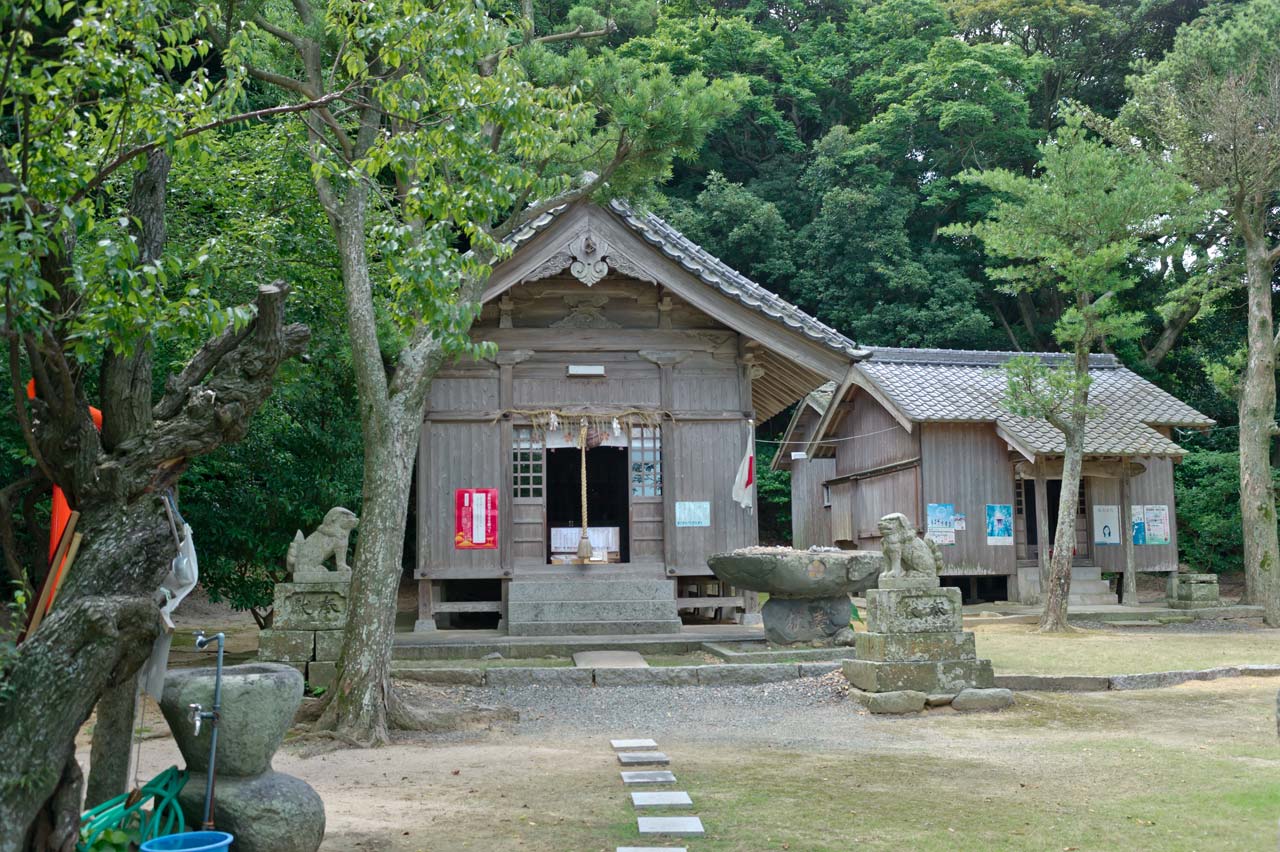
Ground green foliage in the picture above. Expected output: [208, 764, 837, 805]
[1, 0, 249, 359]
[1173, 450, 1280, 574]
[754, 439, 791, 545]
[0, 584, 30, 701]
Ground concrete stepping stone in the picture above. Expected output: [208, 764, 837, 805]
[611, 738, 658, 750]
[618, 848, 687, 852]
[618, 751, 669, 766]
[574, 650, 648, 668]
[637, 816, 705, 837]
[621, 770, 676, 785]
[631, 791, 692, 809]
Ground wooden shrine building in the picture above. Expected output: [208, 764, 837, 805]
[776, 348, 1214, 606]
[414, 198, 865, 634]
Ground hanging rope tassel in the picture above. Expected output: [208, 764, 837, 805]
[577, 423, 593, 560]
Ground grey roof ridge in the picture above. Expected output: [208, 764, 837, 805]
[606, 198, 866, 359]
[865, 346, 1121, 369]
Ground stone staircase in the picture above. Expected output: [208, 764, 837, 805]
[506, 575, 682, 636]
[1069, 564, 1118, 606]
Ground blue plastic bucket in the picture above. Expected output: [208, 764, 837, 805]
[140, 831, 234, 852]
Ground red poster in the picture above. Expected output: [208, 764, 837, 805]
[454, 488, 498, 550]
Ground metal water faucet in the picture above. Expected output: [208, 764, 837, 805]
[189, 703, 204, 736]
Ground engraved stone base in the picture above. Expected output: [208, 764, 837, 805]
[273, 580, 350, 632]
[865, 586, 962, 634]
[258, 630, 315, 663]
[761, 595, 851, 645]
[854, 630, 976, 663]
[877, 576, 941, 590]
[843, 658, 994, 693]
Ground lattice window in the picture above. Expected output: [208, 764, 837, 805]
[631, 426, 662, 497]
[1077, 483, 1087, 516]
[512, 427, 544, 499]
[1015, 478, 1025, 515]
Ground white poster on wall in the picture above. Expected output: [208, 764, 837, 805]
[1144, 504, 1171, 545]
[1093, 504, 1120, 545]
[675, 501, 711, 527]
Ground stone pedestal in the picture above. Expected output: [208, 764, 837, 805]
[761, 595, 851, 644]
[160, 664, 324, 851]
[260, 579, 350, 689]
[843, 578, 995, 703]
[1168, 573, 1222, 609]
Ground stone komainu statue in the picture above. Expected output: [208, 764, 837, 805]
[287, 507, 359, 577]
[877, 512, 942, 579]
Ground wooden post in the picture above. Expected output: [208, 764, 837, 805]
[416, 580, 438, 632]
[1120, 458, 1138, 606]
[1033, 461, 1051, 603]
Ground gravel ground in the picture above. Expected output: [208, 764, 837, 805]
[406, 672, 930, 753]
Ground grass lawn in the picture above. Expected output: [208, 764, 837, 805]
[246, 677, 1279, 851]
[973, 622, 1280, 675]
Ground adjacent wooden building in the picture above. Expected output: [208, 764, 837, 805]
[777, 348, 1214, 605]
[414, 198, 863, 634]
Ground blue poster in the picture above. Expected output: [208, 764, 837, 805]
[1131, 504, 1147, 545]
[986, 504, 1014, 546]
[926, 503, 955, 545]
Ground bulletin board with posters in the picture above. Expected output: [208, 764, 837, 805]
[454, 488, 498, 550]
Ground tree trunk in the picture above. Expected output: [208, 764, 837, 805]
[1120, 456, 1138, 606]
[1238, 239, 1279, 625]
[1033, 461, 1050, 604]
[1039, 348, 1089, 632]
[316, 414, 420, 744]
[84, 673, 140, 808]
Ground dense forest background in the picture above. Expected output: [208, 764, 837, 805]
[2, 0, 1271, 604]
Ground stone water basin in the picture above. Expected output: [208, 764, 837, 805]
[707, 546, 883, 599]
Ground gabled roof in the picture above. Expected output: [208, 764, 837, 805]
[821, 348, 1213, 459]
[499, 198, 863, 360]
[770, 382, 837, 472]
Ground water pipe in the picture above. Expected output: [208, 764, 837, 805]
[188, 630, 225, 829]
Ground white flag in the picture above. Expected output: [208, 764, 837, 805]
[732, 435, 755, 512]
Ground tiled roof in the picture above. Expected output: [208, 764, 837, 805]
[502, 196, 864, 360]
[856, 348, 1214, 457]
[806, 381, 837, 415]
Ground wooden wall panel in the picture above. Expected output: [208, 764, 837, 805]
[672, 352, 740, 412]
[792, 457, 835, 548]
[512, 352, 660, 408]
[852, 468, 920, 544]
[423, 420, 503, 578]
[631, 499, 665, 563]
[1090, 457, 1180, 573]
[428, 376, 499, 412]
[829, 479, 855, 544]
[835, 393, 917, 476]
[511, 502, 544, 564]
[668, 420, 757, 573]
[919, 423, 1016, 575]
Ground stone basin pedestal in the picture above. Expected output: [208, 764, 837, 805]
[159, 663, 324, 852]
[708, 547, 883, 645]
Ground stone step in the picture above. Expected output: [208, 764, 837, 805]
[507, 619, 683, 637]
[1070, 565, 1103, 581]
[507, 599, 681, 623]
[612, 738, 659, 750]
[621, 770, 677, 785]
[1070, 592, 1120, 606]
[637, 816, 705, 838]
[631, 791, 693, 809]
[618, 751, 670, 767]
[1070, 579, 1113, 595]
[508, 579, 676, 602]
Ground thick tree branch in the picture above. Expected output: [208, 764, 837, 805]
[71, 91, 351, 204]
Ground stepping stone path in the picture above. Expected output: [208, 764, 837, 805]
[618, 751, 670, 766]
[631, 791, 693, 809]
[621, 771, 676, 785]
[612, 737, 705, 851]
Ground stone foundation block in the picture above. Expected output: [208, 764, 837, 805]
[1179, 573, 1217, 584]
[258, 630, 314, 663]
[273, 581, 350, 631]
[1167, 598, 1225, 609]
[595, 667, 699, 687]
[854, 630, 976, 663]
[865, 587, 962, 634]
[306, 661, 337, 691]
[1177, 583, 1221, 602]
[842, 657, 993, 694]
[179, 770, 324, 852]
[951, 687, 1015, 712]
[696, 663, 799, 686]
[313, 629, 344, 662]
[485, 667, 593, 687]
[854, 689, 927, 714]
